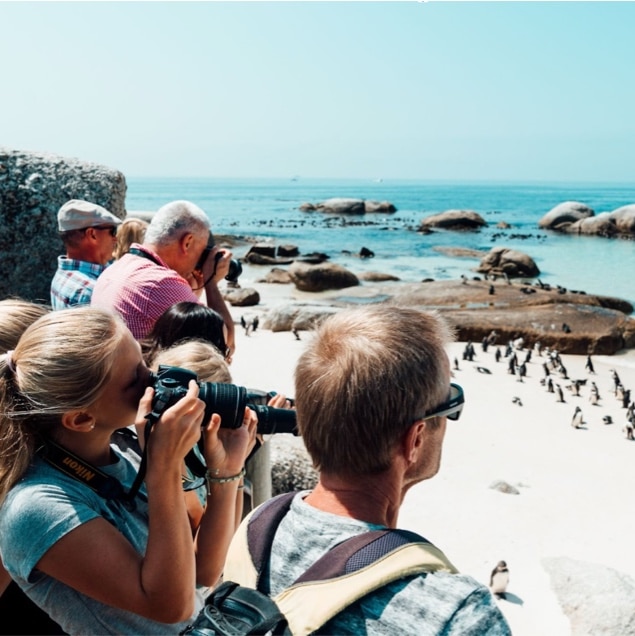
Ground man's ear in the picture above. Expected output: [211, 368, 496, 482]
[179, 232, 195, 254]
[61, 410, 96, 432]
[83, 227, 97, 241]
[403, 420, 426, 464]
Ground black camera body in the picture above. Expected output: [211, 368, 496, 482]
[149, 365, 297, 435]
[195, 247, 242, 284]
[214, 251, 243, 284]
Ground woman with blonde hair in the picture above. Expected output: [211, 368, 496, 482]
[0, 298, 63, 635]
[0, 298, 50, 352]
[0, 307, 257, 634]
[113, 217, 148, 260]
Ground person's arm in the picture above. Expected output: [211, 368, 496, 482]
[204, 280, 235, 356]
[36, 383, 205, 623]
[200, 248, 236, 356]
[194, 407, 257, 586]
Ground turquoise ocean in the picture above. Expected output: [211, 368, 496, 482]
[126, 179, 635, 308]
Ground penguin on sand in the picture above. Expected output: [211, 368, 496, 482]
[489, 560, 510, 599]
[571, 406, 584, 428]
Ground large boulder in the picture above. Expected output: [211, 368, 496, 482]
[263, 305, 337, 332]
[258, 267, 293, 285]
[223, 287, 260, 307]
[363, 200, 396, 213]
[244, 243, 294, 265]
[288, 261, 359, 292]
[542, 557, 635, 635]
[569, 212, 618, 237]
[0, 147, 126, 302]
[418, 209, 487, 231]
[610, 204, 635, 235]
[477, 246, 540, 278]
[293, 279, 635, 354]
[269, 436, 318, 496]
[316, 198, 365, 215]
[302, 198, 397, 215]
[538, 201, 595, 230]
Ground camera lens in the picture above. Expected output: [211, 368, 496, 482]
[226, 258, 242, 283]
[250, 404, 298, 436]
[198, 382, 246, 429]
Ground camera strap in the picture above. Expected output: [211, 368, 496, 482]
[37, 430, 144, 505]
[128, 246, 163, 267]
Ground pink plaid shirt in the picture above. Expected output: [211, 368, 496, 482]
[91, 244, 200, 339]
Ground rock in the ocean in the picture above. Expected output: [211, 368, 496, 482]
[418, 209, 487, 231]
[538, 201, 595, 230]
[477, 246, 540, 278]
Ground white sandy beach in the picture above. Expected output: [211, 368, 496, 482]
[226, 276, 635, 636]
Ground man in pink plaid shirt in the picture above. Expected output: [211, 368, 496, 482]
[92, 200, 235, 354]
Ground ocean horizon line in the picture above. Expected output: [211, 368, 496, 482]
[126, 176, 635, 189]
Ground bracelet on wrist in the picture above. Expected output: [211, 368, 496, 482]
[204, 466, 246, 486]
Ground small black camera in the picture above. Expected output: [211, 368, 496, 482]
[148, 365, 297, 436]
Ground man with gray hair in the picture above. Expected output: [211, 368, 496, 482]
[91, 200, 235, 352]
[225, 305, 511, 634]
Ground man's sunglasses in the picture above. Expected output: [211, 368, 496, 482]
[90, 226, 118, 237]
[420, 383, 465, 421]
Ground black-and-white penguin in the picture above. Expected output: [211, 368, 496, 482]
[489, 560, 510, 599]
[571, 406, 584, 428]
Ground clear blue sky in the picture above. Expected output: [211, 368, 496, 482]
[2, 1, 634, 181]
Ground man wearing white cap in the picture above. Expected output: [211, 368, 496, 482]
[50, 199, 122, 310]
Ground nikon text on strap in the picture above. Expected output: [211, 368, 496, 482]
[37, 431, 140, 502]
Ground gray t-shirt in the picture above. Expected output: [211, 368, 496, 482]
[0, 441, 206, 635]
[264, 492, 512, 635]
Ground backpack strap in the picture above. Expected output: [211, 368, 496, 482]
[275, 530, 458, 636]
[224, 492, 296, 589]
[223, 493, 458, 636]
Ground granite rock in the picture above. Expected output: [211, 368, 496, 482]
[0, 147, 126, 302]
[542, 557, 635, 635]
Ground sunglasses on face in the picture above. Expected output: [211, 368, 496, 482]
[419, 383, 465, 421]
[91, 226, 118, 237]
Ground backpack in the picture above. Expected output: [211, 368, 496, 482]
[181, 492, 458, 636]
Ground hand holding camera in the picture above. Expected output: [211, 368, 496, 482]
[194, 242, 243, 287]
[201, 407, 258, 479]
[137, 380, 205, 465]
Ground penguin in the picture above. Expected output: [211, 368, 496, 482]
[571, 406, 584, 428]
[489, 560, 509, 599]
[512, 396, 523, 406]
[556, 384, 565, 403]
